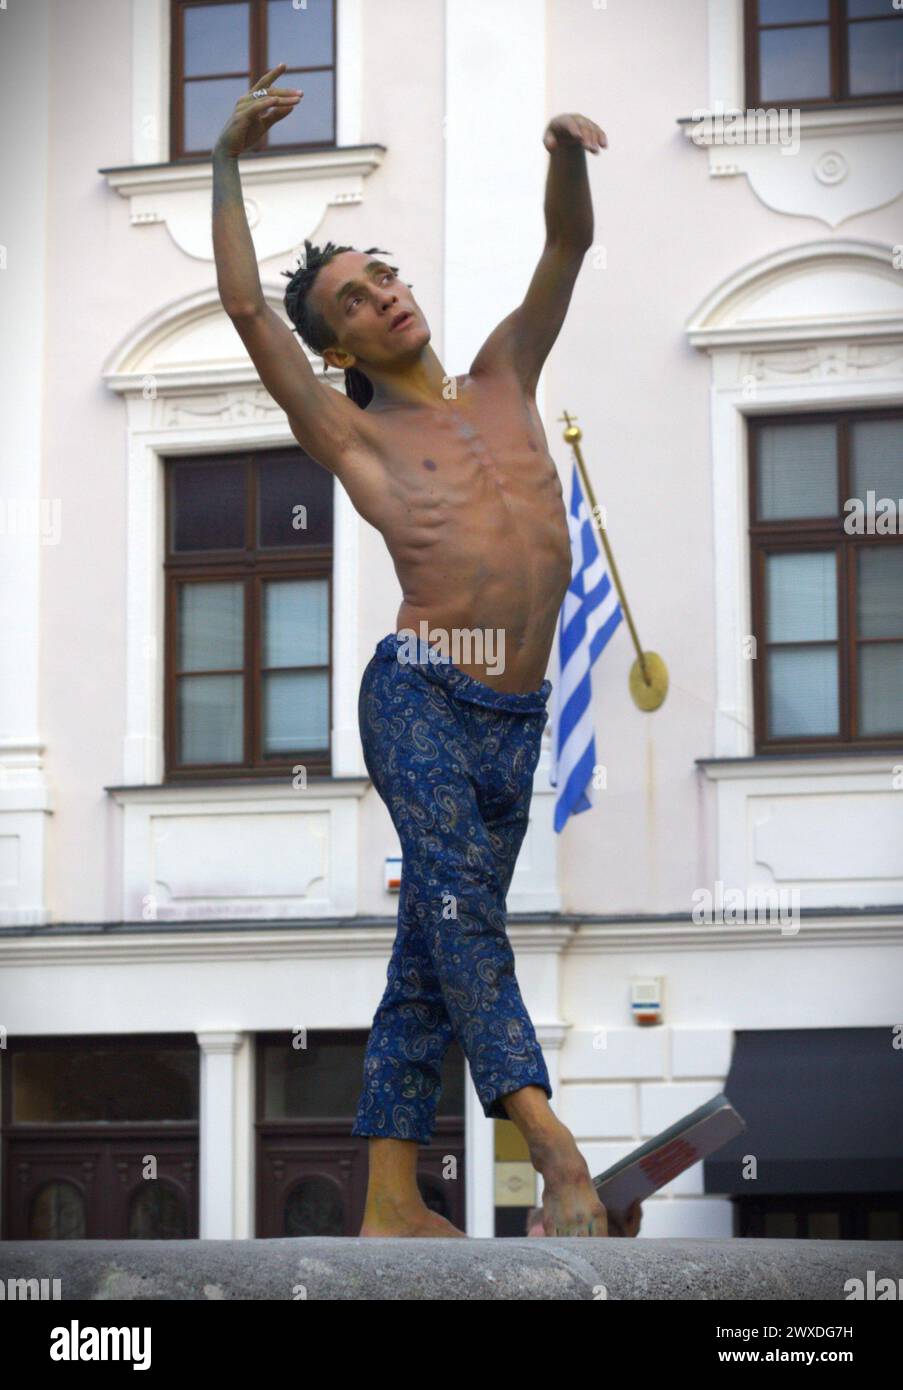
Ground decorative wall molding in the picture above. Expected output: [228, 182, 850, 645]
[568, 914, 903, 951]
[683, 103, 903, 150]
[156, 387, 285, 428]
[7, 912, 900, 965]
[100, 146, 386, 262]
[735, 341, 903, 388]
[698, 757, 903, 912]
[681, 0, 903, 226]
[109, 780, 368, 923]
[687, 239, 903, 350]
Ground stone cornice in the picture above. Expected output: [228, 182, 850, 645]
[98, 146, 386, 261]
[99, 145, 386, 197]
[678, 102, 903, 144]
[1, 913, 899, 964]
[697, 753, 903, 780]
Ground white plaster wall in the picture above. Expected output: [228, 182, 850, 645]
[5, 3, 902, 1243]
[542, 0, 903, 915]
[31, 0, 903, 924]
[35, 0, 445, 923]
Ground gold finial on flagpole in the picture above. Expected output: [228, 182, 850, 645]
[557, 411, 668, 712]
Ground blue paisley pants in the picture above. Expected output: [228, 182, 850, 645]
[351, 631, 554, 1145]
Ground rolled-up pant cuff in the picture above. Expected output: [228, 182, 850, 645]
[481, 1076, 553, 1122]
[350, 1123, 433, 1146]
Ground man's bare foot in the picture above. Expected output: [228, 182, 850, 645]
[359, 1196, 467, 1238]
[529, 1119, 610, 1236]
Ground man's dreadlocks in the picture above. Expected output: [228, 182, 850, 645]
[281, 238, 398, 410]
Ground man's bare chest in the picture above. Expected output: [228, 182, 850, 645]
[365, 376, 557, 495]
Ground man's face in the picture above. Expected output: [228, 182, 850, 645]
[312, 250, 430, 372]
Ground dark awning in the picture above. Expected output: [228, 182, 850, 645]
[704, 1028, 903, 1195]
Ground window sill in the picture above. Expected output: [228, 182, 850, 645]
[677, 101, 903, 145]
[106, 776, 369, 799]
[99, 144, 386, 262]
[676, 102, 903, 228]
[697, 749, 903, 780]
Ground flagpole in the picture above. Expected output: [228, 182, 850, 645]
[558, 411, 669, 712]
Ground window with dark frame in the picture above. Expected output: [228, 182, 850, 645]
[164, 448, 333, 780]
[254, 1031, 466, 1237]
[749, 411, 903, 752]
[1, 1036, 201, 1240]
[744, 0, 903, 108]
[170, 0, 337, 160]
[735, 1192, 903, 1238]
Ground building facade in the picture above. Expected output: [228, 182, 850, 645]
[1, 0, 902, 1241]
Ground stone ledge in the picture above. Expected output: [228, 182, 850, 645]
[1, 1239, 901, 1301]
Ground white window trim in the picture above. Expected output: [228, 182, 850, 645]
[131, 0, 363, 165]
[102, 283, 363, 787]
[685, 237, 903, 760]
[117, 0, 379, 262]
[699, 0, 903, 122]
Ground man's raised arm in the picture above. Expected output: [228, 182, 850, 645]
[211, 65, 361, 469]
[470, 113, 606, 396]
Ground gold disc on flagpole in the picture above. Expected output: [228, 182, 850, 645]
[629, 651, 669, 711]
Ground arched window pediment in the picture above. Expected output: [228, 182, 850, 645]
[687, 238, 903, 352]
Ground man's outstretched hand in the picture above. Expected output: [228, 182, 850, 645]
[543, 113, 607, 155]
[215, 62, 302, 157]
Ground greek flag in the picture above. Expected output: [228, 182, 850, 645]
[549, 460, 623, 833]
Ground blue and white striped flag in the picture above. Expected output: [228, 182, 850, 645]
[549, 460, 623, 833]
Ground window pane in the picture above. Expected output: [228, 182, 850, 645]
[263, 671, 328, 751]
[766, 551, 837, 642]
[30, 1182, 87, 1240]
[807, 1211, 841, 1238]
[757, 422, 837, 520]
[858, 643, 903, 734]
[184, 2, 249, 76]
[261, 1034, 460, 1122]
[868, 1210, 901, 1238]
[178, 582, 244, 670]
[128, 1184, 190, 1240]
[858, 548, 903, 638]
[267, 69, 334, 144]
[849, 17, 903, 94]
[759, 0, 828, 21]
[850, 418, 903, 502]
[171, 462, 245, 551]
[263, 578, 328, 666]
[258, 454, 333, 547]
[763, 1210, 797, 1237]
[178, 674, 244, 763]
[263, 1035, 366, 1118]
[768, 647, 839, 736]
[13, 1047, 199, 1122]
[184, 76, 251, 152]
[848, 0, 898, 15]
[267, 0, 333, 68]
[285, 1176, 345, 1236]
[759, 26, 831, 100]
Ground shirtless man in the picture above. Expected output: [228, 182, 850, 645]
[213, 65, 633, 1240]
